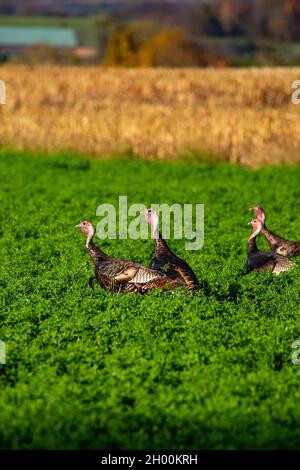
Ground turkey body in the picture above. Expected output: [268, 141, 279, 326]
[246, 238, 294, 275]
[251, 206, 300, 258]
[260, 226, 300, 258]
[150, 234, 200, 290]
[88, 239, 183, 294]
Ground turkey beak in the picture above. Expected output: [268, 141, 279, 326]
[75, 224, 81, 229]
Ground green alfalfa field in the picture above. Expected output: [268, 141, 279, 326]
[0, 149, 300, 450]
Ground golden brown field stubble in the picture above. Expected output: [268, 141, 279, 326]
[0, 65, 300, 166]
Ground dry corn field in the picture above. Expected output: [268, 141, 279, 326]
[0, 65, 300, 166]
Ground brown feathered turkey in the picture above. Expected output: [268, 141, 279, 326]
[246, 218, 294, 275]
[251, 206, 300, 258]
[76, 220, 183, 293]
[144, 208, 200, 290]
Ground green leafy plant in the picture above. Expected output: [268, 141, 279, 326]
[0, 150, 299, 449]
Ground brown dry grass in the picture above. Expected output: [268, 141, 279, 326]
[0, 65, 300, 166]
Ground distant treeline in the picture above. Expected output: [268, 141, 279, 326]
[2, 0, 300, 66]
[1, 0, 300, 42]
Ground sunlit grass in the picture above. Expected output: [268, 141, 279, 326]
[0, 150, 300, 449]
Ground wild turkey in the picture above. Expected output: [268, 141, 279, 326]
[251, 206, 300, 257]
[246, 219, 294, 275]
[76, 220, 183, 293]
[144, 208, 200, 290]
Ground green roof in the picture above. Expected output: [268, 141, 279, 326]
[0, 25, 78, 48]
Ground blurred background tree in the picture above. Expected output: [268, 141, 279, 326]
[93, 13, 115, 61]
[103, 26, 140, 66]
[139, 29, 203, 67]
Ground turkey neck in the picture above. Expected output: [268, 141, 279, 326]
[86, 232, 107, 262]
[261, 225, 282, 246]
[152, 227, 172, 254]
[247, 236, 258, 255]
